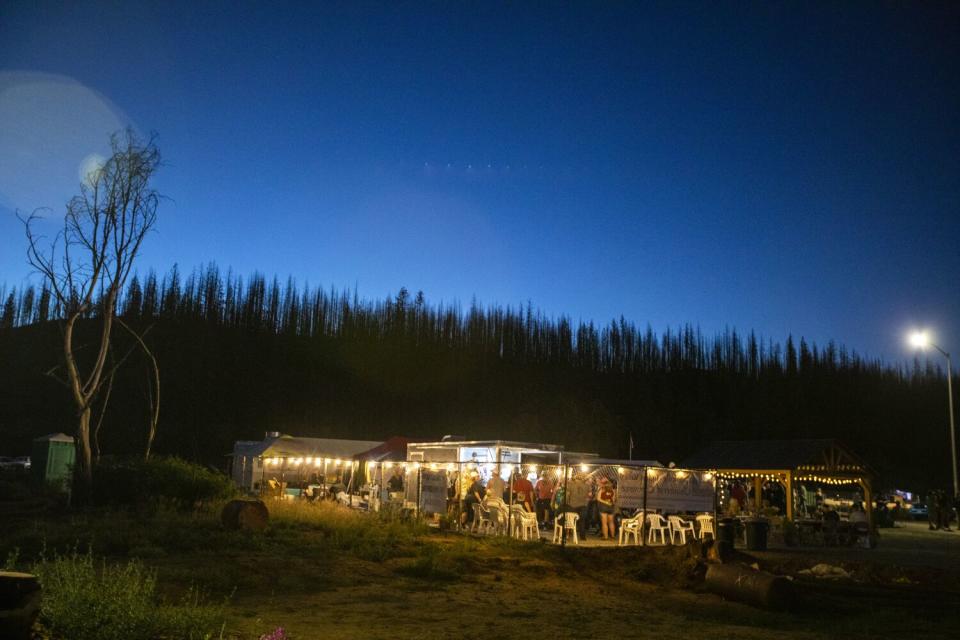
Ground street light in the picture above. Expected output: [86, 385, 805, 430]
[909, 330, 957, 497]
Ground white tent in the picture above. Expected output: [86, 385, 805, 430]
[230, 434, 383, 491]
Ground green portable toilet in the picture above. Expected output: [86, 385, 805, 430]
[32, 433, 75, 486]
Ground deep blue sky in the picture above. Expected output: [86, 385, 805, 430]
[1, 1, 958, 362]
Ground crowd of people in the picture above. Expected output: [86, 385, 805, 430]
[723, 479, 787, 516]
[457, 468, 627, 541]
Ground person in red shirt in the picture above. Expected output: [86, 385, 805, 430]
[511, 471, 535, 511]
[534, 472, 555, 527]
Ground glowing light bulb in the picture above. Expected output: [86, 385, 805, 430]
[909, 331, 929, 349]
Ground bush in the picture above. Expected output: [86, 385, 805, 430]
[93, 457, 235, 509]
[32, 550, 225, 640]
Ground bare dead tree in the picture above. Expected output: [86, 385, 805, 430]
[20, 129, 161, 501]
[117, 317, 160, 460]
[92, 363, 115, 463]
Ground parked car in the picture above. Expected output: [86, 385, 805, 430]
[0, 456, 30, 471]
[908, 504, 928, 520]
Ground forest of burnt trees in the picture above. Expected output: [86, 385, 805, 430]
[0, 263, 954, 490]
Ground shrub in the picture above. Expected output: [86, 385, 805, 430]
[32, 550, 225, 640]
[93, 456, 235, 509]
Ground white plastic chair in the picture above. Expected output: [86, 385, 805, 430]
[511, 505, 540, 541]
[668, 516, 697, 545]
[491, 505, 511, 536]
[476, 502, 495, 534]
[618, 511, 644, 546]
[480, 499, 505, 535]
[696, 514, 715, 541]
[470, 503, 485, 533]
[646, 513, 670, 545]
[553, 511, 580, 544]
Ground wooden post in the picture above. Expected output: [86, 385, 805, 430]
[508, 459, 515, 538]
[860, 478, 874, 531]
[712, 471, 719, 533]
[561, 463, 569, 548]
[258, 457, 265, 498]
[642, 466, 649, 546]
[457, 461, 463, 531]
[416, 466, 422, 519]
[754, 476, 763, 512]
[785, 471, 793, 520]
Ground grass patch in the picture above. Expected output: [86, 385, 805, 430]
[267, 500, 427, 561]
[3, 500, 957, 639]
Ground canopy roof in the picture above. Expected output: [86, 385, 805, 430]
[241, 435, 383, 460]
[408, 439, 566, 454]
[682, 439, 871, 476]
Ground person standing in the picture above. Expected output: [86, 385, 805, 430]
[939, 490, 953, 531]
[584, 477, 599, 534]
[565, 474, 590, 539]
[461, 472, 485, 527]
[597, 476, 617, 540]
[387, 468, 404, 493]
[511, 471, 535, 511]
[730, 482, 748, 512]
[535, 472, 555, 528]
[929, 490, 941, 531]
[487, 468, 506, 502]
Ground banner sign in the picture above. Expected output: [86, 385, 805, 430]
[644, 470, 715, 513]
[616, 468, 646, 510]
[419, 469, 448, 515]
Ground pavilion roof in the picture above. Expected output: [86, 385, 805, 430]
[682, 439, 871, 476]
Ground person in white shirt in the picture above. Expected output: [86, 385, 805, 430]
[486, 470, 506, 501]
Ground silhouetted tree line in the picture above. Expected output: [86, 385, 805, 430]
[0, 264, 953, 491]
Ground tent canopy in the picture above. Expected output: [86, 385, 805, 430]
[355, 436, 409, 462]
[245, 435, 383, 460]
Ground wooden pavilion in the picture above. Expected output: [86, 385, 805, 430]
[683, 439, 875, 528]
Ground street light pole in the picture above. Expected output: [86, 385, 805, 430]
[930, 344, 958, 498]
[910, 331, 958, 498]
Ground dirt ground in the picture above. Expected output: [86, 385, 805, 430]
[209, 521, 960, 640]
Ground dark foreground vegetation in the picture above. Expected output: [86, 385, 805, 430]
[1, 465, 958, 640]
[0, 264, 953, 489]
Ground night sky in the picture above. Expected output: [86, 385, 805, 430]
[1, 2, 957, 362]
